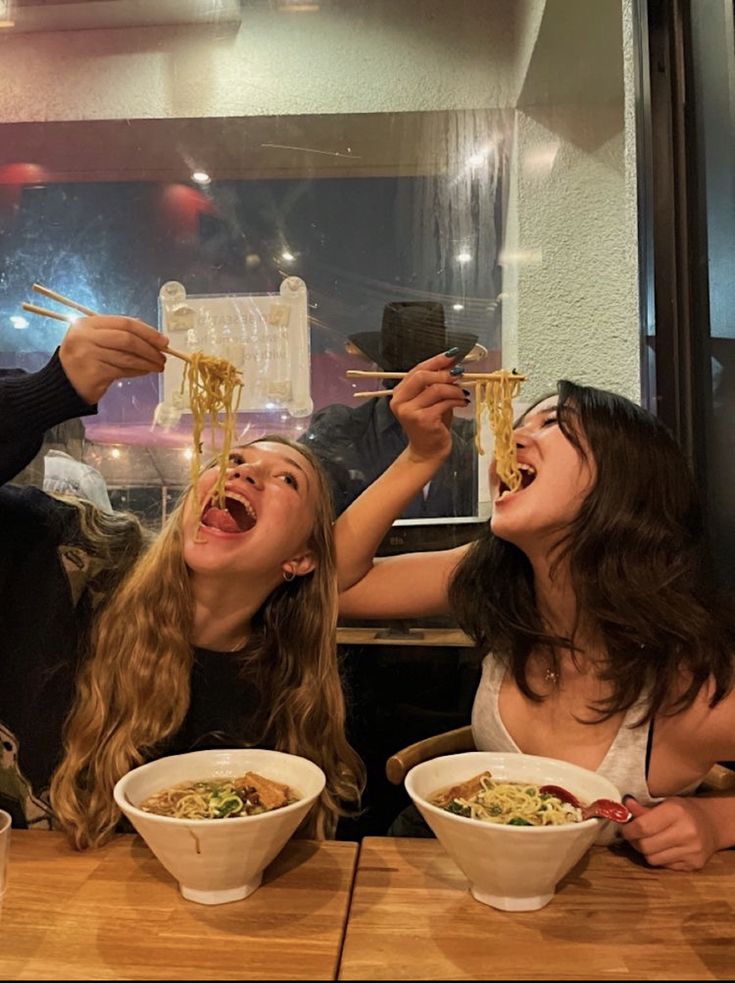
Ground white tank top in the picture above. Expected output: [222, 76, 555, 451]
[472, 655, 701, 815]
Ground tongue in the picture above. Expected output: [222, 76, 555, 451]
[202, 507, 240, 534]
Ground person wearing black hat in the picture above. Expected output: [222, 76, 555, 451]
[300, 302, 480, 518]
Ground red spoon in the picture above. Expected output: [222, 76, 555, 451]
[539, 784, 632, 824]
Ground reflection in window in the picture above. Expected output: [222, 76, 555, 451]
[0, 112, 508, 523]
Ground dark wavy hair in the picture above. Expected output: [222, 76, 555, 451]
[449, 380, 735, 722]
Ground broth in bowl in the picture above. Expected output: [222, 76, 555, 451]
[406, 751, 622, 911]
[431, 771, 582, 826]
[139, 771, 299, 820]
[114, 748, 325, 905]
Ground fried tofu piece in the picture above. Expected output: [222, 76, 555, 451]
[234, 771, 290, 810]
[432, 771, 492, 807]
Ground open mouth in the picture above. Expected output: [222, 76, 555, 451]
[200, 493, 257, 534]
[497, 463, 537, 501]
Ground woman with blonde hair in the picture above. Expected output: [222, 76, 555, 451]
[0, 315, 362, 846]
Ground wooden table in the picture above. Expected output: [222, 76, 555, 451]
[0, 831, 358, 981]
[339, 837, 735, 980]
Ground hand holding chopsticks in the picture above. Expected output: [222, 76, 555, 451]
[22, 283, 192, 365]
[21, 284, 172, 404]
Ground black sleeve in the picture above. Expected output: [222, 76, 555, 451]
[0, 349, 97, 486]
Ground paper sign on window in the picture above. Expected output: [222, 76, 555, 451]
[157, 277, 312, 419]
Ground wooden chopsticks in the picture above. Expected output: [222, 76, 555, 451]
[30, 282, 96, 317]
[22, 283, 192, 365]
[347, 368, 524, 398]
[346, 369, 526, 382]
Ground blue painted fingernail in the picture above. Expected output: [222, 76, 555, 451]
[449, 364, 465, 376]
[443, 346, 460, 357]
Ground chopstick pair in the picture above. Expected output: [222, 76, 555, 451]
[347, 368, 525, 399]
[22, 283, 192, 365]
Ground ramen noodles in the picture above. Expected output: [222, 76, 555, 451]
[139, 771, 298, 820]
[431, 771, 582, 826]
[182, 351, 243, 516]
[474, 370, 524, 493]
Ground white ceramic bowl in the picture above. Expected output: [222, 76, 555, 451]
[405, 751, 621, 912]
[114, 748, 325, 905]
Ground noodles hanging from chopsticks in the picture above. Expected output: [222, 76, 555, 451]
[183, 352, 243, 514]
[474, 370, 524, 493]
[20, 284, 246, 514]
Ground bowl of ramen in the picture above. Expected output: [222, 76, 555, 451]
[405, 751, 622, 912]
[114, 748, 325, 905]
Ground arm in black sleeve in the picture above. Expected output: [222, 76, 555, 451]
[0, 349, 97, 486]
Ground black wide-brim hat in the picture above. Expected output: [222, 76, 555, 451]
[348, 301, 478, 372]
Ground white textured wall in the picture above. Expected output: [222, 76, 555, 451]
[621, 0, 643, 398]
[501, 0, 640, 403]
[502, 110, 639, 402]
[507, 0, 548, 103]
[0, 0, 524, 122]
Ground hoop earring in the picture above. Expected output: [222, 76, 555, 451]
[283, 568, 296, 582]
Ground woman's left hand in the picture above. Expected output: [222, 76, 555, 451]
[620, 796, 721, 870]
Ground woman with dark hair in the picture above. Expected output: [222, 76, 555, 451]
[0, 315, 363, 846]
[336, 352, 735, 870]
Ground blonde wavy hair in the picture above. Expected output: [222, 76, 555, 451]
[51, 436, 364, 848]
